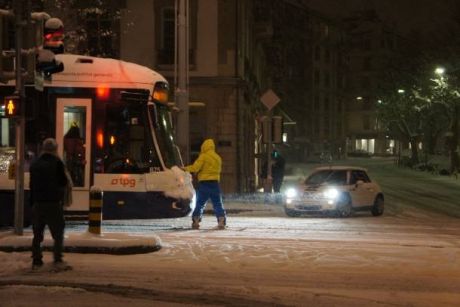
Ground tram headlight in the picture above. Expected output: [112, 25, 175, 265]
[153, 82, 169, 104]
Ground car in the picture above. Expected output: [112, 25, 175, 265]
[284, 166, 384, 217]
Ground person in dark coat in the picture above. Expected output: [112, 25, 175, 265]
[261, 150, 286, 193]
[271, 150, 286, 194]
[29, 138, 68, 269]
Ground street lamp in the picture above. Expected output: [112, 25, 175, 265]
[397, 89, 405, 94]
[435, 67, 445, 75]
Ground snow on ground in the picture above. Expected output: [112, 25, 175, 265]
[0, 158, 459, 306]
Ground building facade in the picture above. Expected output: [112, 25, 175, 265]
[342, 10, 404, 155]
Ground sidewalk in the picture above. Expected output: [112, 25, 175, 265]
[0, 230, 161, 255]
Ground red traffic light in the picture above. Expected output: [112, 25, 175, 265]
[44, 18, 64, 54]
[3, 95, 20, 117]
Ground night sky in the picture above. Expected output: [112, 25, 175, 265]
[305, 0, 459, 41]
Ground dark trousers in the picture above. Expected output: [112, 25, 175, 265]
[272, 177, 283, 193]
[32, 202, 65, 262]
[192, 181, 226, 221]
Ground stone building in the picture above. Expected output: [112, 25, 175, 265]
[342, 10, 405, 155]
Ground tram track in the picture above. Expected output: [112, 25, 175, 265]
[0, 279, 280, 306]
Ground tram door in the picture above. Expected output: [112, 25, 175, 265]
[56, 98, 92, 211]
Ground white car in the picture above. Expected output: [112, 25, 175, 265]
[284, 166, 384, 217]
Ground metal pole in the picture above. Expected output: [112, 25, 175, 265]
[265, 110, 273, 193]
[13, 0, 27, 235]
[175, 0, 190, 164]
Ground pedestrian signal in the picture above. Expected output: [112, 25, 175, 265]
[3, 95, 20, 117]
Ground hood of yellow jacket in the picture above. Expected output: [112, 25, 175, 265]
[200, 139, 215, 153]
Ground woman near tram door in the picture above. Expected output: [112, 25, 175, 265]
[64, 122, 85, 186]
[29, 138, 70, 270]
[184, 139, 227, 230]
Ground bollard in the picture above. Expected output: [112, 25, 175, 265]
[88, 187, 103, 234]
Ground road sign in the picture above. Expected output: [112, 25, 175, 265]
[260, 89, 280, 110]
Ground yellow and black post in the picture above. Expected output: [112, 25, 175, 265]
[88, 187, 103, 234]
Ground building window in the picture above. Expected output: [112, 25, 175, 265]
[324, 49, 330, 63]
[155, 0, 197, 67]
[158, 7, 175, 65]
[324, 72, 330, 87]
[314, 70, 320, 85]
[363, 57, 372, 70]
[314, 94, 320, 111]
[363, 115, 370, 130]
[83, 10, 119, 58]
[315, 45, 321, 61]
[323, 24, 329, 37]
[363, 39, 371, 50]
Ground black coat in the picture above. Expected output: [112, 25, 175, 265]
[30, 153, 68, 205]
[261, 156, 286, 180]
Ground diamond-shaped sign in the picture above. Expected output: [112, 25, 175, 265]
[260, 89, 280, 110]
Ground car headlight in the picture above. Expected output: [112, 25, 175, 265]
[323, 188, 339, 199]
[285, 188, 298, 198]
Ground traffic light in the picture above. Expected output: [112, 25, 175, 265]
[3, 95, 21, 117]
[43, 17, 64, 54]
[0, 10, 15, 83]
[35, 17, 64, 81]
[36, 48, 64, 79]
[261, 116, 283, 144]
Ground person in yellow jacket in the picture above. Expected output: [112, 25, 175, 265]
[184, 139, 227, 229]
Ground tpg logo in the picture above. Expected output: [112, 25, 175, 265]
[111, 178, 136, 188]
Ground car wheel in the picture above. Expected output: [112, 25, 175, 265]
[285, 207, 300, 217]
[371, 196, 384, 216]
[336, 195, 353, 217]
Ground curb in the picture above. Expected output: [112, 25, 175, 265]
[0, 231, 162, 255]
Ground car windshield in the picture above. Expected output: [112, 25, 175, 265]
[305, 170, 347, 185]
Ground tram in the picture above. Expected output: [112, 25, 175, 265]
[0, 54, 194, 225]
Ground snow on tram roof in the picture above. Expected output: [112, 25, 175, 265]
[50, 54, 167, 88]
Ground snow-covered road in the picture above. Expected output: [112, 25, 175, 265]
[1, 213, 459, 306]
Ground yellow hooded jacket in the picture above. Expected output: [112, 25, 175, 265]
[185, 139, 221, 182]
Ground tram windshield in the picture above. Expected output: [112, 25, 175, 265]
[151, 102, 183, 168]
[102, 97, 161, 174]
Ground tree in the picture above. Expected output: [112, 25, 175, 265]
[426, 71, 460, 173]
[375, 49, 430, 165]
[42, 0, 122, 57]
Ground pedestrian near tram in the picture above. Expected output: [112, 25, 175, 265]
[29, 138, 70, 269]
[184, 139, 227, 229]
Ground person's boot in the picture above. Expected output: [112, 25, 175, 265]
[191, 217, 200, 229]
[52, 259, 72, 272]
[32, 259, 44, 270]
[217, 217, 226, 230]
